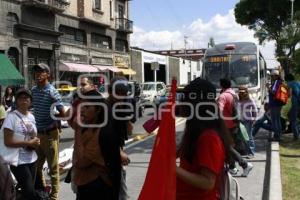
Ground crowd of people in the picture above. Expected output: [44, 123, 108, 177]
[0, 64, 299, 200]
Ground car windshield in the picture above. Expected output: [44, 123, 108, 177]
[142, 84, 156, 91]
[204, 54, 258, 88]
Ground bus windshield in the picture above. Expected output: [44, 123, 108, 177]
[204, 54, 258, 88]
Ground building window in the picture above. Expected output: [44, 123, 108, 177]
[6, 12, 18, 35]
[115, 39, 128, 52]
[91, 33, 112, 49]
[59, 26, 86, 45]
[94, 0, 102, 10]
[110, 0, 113, 19]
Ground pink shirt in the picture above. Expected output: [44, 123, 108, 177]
[217, 88, 238, 129]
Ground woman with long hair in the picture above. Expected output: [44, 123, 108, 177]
[176, 78, 231, 200]
[3, 86, 15, 111]
[238, 86, 258, 156]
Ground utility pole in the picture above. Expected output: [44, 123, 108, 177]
[291, 0, 295, 24]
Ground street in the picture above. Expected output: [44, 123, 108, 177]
[58, 107, 270, 200]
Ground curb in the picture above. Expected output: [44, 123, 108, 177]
[269, 142, 283, 200]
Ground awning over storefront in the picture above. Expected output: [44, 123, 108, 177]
[59, 62, 98, 72]
[118, 68, 136, 75]
[93, 65, 121, 72]
[0, 54, 25, 86]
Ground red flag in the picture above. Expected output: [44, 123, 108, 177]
[138, 79, 177, 200]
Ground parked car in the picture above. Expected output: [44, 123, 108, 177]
[153, 84, 186, 107]
[140, 82, 167, 104]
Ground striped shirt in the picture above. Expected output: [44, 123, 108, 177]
[31, 83, 63, 130]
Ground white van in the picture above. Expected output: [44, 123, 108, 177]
[140, 82, 167, 103]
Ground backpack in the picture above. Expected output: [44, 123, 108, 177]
[226, 92, 240, 123]
[220, 167, 243, 200]
[0, 155, 16, 200]
[274, 82, 289, 105]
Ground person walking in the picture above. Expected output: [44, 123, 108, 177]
[176, 78, 231, 200]
[268, 69, 284, 141]
[107, 76, 134, 200]
[285, 73, 300, 140]
[70, 90, 121, 200]
[31, 63, 65, 200]
[0, 88, 40, 200]
[2, 86, 15, 111]
[217, 78, 253, 176]
[238, 86, 258, 156]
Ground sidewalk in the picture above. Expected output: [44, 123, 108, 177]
[124, 129, 271, 200]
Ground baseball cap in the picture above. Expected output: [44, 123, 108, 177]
[15, 88, 32, 100]
[271, 69, 280, 76]
[33, 63, 50, 73]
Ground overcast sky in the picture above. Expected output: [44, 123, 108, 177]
[130, 0, 279, 68]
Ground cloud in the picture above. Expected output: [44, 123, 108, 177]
[131, 9, 279, 68]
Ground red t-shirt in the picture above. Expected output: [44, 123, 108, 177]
[177, 129, 225, 200]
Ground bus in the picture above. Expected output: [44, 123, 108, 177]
[203, 42, 267, 109]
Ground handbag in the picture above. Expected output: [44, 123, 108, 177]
[143, 117, 160, 133]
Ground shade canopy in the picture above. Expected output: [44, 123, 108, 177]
[93, 65, 121, 72]
[118, 68, 136, 75]
[0, 54, 25, 86]
[59, 62, 98, 72]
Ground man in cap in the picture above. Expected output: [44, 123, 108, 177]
[31, 63, 65, 200]
[268, 69, 283, 141]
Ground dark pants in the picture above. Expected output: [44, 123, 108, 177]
[10, 162, 39, 200]
[270, 106, 282, 140]
[229, 147, 248, 169]
[289, 99, 300, 139]
[76, 177, 114, 200]
[252, 114, 273, 137]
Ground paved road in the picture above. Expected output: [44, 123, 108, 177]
[58, 108, 270, 200]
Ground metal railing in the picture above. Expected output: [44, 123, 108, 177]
[115, 18, 133, 33]
[23, 0, 70, 11]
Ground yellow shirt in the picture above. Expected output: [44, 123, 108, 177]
[0, 105, 6, 119]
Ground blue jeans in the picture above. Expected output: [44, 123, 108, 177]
[242, 120, 255, 155]
[252, 114, 273, 137]
[289, 100, 300, 139]
[270, 106, 282, 140]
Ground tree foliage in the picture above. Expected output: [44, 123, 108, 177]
[234, 0, 300, 72]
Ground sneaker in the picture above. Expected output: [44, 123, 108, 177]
[241, 163, 253, 177]
[229, 168, 238, 175]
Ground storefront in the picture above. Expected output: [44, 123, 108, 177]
[142, 52, 167, 84]
[114, 53, 136, 80]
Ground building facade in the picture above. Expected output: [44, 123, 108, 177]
[0, 0, 133, 87]
[131, 47, 202, 85]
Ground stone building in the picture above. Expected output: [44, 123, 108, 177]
[0, 0, 133, 87]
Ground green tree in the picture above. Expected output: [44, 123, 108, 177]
[234, 0, 300, 73]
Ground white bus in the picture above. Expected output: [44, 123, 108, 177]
[203, 42, 267, 109]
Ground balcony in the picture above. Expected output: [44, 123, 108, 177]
[115, 18, 133, 33]
[22, 0, 70, 12]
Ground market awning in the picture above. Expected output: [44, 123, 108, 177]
[93, 65, 121, 72]
[59, 62, 98, 72]
[0, 54, 25, 86]
[118, 68, 136, 75]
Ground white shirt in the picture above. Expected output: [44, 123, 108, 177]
[2, 110, 37, 165]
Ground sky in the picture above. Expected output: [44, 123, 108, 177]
[130, 0, 279, 68]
